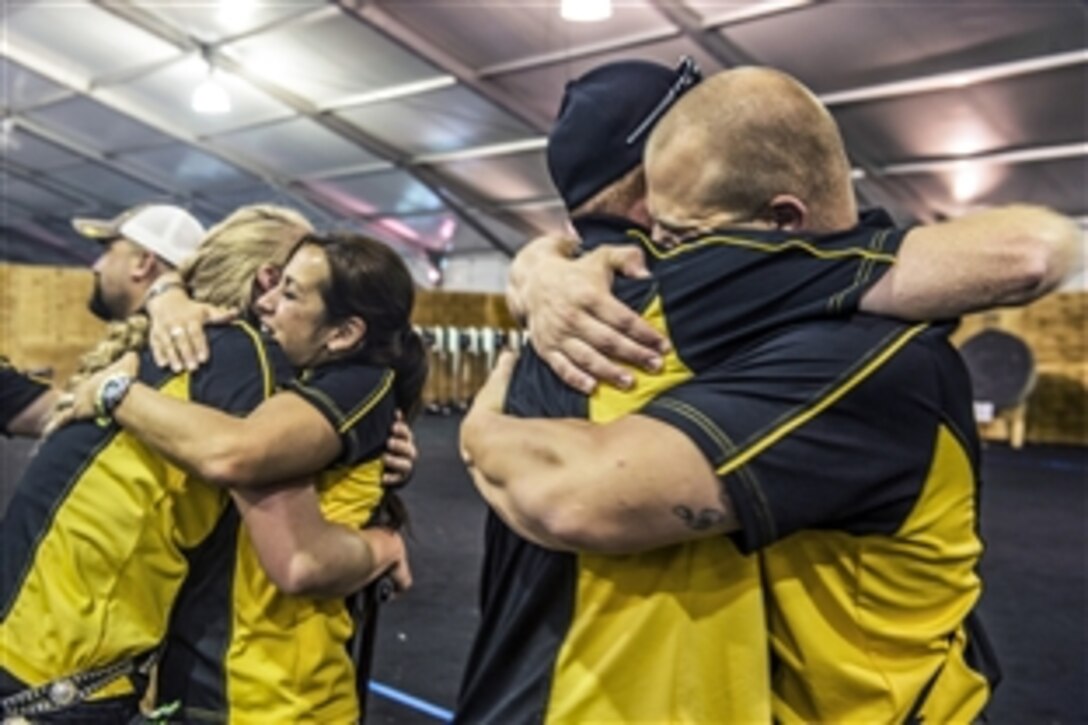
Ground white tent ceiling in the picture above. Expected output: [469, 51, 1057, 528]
[1, 0, 1085, 279]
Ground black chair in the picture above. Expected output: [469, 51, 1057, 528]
[348, 576, 395, 723]
[959, 329, 1036, 448]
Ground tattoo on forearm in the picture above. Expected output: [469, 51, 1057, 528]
[673, 505, 727, 531]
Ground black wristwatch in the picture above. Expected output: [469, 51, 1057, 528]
[95, 373, 134, 427]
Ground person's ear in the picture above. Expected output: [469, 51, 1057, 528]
[766, 195, 807, 230]
[130, 250, 158, 282]
[255, 263, 281, 294]
[325, 316, 367, 355]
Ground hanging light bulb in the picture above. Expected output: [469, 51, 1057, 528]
[951, 161, 983, 203]
[561, 0, 612, 22]
[191, 48, 231, 115]
[191, 74, 231, 114]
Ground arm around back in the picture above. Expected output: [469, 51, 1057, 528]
[231, 483, 410, 598]
[506, 232, 666, 393]
[464, 410, 738, 554]
[861, 204, 1080, 320]
[461, 352, 737, 554]
[113, 385, 342, 487]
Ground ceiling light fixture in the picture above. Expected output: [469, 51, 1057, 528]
[561, 0, 612, 23]
[191, 49, 232, 115]
[951, 161, 984, 203]
[191, 74, 231, 115]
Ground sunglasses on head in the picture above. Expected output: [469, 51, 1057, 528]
[625, 56, 702, 146]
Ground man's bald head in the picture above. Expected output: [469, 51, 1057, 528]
[646, 67, 857, 234]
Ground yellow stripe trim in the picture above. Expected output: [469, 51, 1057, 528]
[290, 371, 370, 429]
[626, 228, 897, 264]
[652, 397, 734, 460]
[338, 370, 395, 433]
[294, 380, 342, 421]
[232, 320, 274, 398]
[827, 228, 891, 313]
[716, 323, 928, 476]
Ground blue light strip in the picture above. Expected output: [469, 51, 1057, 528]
[369, 680, 455, 722]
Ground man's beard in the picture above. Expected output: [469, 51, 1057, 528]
[87, 278, 114, 321]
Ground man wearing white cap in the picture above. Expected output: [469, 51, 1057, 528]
[74, 203, 205, 322]
[0, 205, 204, 439]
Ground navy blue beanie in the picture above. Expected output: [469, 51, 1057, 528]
[546, 57, 701, 211]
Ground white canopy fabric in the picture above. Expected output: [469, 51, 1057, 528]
[1, 1, 1084, 277]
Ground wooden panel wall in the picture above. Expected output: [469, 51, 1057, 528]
[413, 289, 517, 329]
[0, 263, 105, 385]
[952, 292, 1086, 446]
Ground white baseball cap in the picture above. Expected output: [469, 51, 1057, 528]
[73, 204, 206, 267]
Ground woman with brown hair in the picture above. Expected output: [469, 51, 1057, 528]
[68, 231, 426, 723]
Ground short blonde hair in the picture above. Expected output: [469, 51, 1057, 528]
[647, 67, 856, 230]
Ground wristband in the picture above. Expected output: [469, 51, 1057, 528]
[143, 277, 184, 306]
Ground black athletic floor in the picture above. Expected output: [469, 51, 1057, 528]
[2, 419, 1085, 723]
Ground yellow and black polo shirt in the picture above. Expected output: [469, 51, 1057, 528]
[455, 210, 906, 724]
[155, 362, 397, 724]
[641, 314, 999, 723]
[0, 321, 285, 701]
[0, 355, 51, 435]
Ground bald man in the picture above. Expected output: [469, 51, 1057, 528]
[464, 67, 1080, 723]
[512, 90, 1074, 394]
[459, 58, 924, 724]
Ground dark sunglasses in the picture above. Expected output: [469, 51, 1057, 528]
[625, 56, 703, 146]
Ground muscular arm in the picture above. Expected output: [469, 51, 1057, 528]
[464, 318, 949, 556]
[460, 353, 738, 554]
[112, 383, 341, 487]
[861, 204, 1081, 319]
[232, 483, 410, 598]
